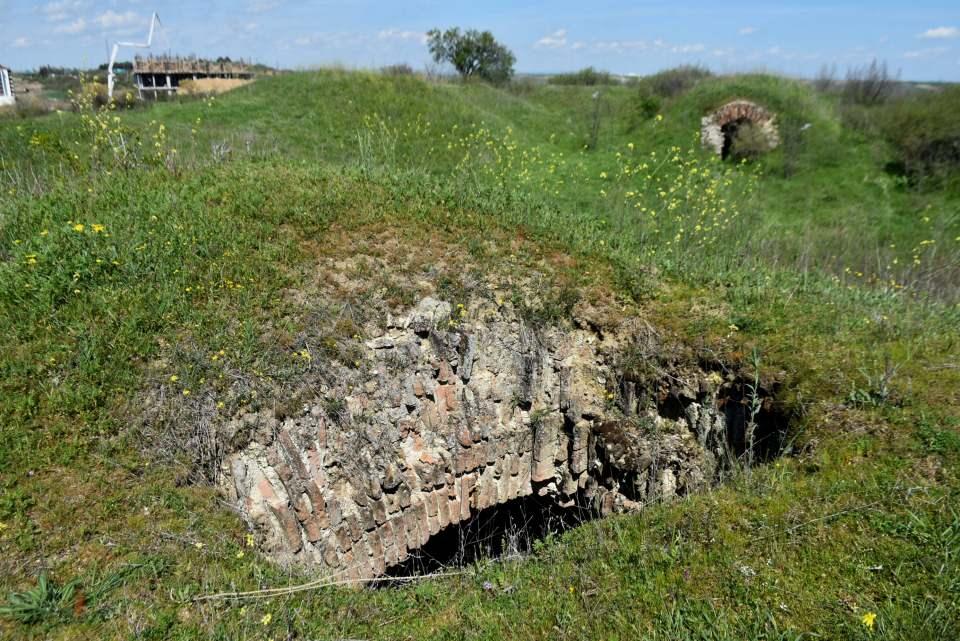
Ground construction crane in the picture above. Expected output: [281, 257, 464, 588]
[107, 12, 160, 99]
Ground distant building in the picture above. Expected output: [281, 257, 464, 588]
[0, 65, 15, 107]
[133, 55, 254, 99]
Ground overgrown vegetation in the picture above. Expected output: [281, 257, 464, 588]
[548, 67, 619, 86]
[0, 67, 958, 640]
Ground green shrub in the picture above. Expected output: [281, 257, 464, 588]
[878, 86, 960, 188]
[381, 63, 415, 76]
[729, 122, 773, 162]
[645, 65, 712, 98]
[548, 67, 619, 86]
[626, 83, 662, 131]
[0, 574, 76, 625]
[842, 59, 897, 106]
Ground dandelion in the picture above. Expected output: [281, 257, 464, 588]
[861, 612, 876, 631]
[91, 224, 105, 233]
[169, 375, 179, 382]
[182, 389, 191, 396]
[260, 613, 272, 626]
[72, 223, 85, 233]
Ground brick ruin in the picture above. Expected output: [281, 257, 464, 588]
[219, 297, 786, 581]
[701, 100, 780, 159]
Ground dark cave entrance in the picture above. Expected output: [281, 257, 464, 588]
[376, 491, 594, 583]
[720, 118, 751, 160]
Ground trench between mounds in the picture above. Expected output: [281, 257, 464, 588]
[376, 382, 791, 582]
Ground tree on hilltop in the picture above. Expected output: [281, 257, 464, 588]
[426, 27, 516, 84]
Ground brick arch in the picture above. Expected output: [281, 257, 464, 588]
[220, 296, 787, 580]
[701, 100, 780, 158]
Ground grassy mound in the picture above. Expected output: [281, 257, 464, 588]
[0, 69, 957, 640]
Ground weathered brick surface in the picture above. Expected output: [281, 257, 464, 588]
[224, 297, 738, 581]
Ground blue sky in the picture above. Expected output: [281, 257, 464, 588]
[2, 1, 959, 80]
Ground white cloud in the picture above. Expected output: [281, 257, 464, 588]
[904, 46, 950, 59]
[54, 18, 87, 34]
[535, 29, 567, 49]
[919, 26, 959, 39]
[594, 40, 648, 53]
[93, 10, 142, 30]
[738, 26, 757, 36]
[571, 41, 586, 50]
[378, 28, 427, 44]
[672, 43, 705, 53]
[13, 37, 30, 48]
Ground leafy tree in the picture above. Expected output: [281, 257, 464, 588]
[426, 27, 516, 84]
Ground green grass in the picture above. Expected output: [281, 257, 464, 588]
[0, 69, 958, 640]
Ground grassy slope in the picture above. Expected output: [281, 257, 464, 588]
[0, 71, 957, 640]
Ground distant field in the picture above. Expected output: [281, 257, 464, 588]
[0, 69, 957, 640]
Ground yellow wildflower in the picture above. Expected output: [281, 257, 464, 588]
[169, 375, 179, 382]
[72, 223, 85, 232]
[91, 224, 105, 233]
[861, 612, 876, 631]
[260, 613, 272, 626]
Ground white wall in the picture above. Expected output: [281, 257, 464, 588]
[0, 69, 15, 107]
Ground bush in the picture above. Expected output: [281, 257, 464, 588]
[813, 64, 838, 93]
[73, 82, 137, 111]
[728, 122, 772, 161]
[548, 67, 619, 86]
[645, 65, 712, 98]
[15, 95, 51, 119]
[381, 63, 415, 77]
[843, 59, 897, 106]
[878, 86, 960, 187]
[626, 84, 662, 131]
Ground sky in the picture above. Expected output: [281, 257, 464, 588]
[1, 1, 959, 80]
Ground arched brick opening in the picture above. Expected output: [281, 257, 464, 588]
[219, 298, 790, 581]
[701, 100, 780, 159]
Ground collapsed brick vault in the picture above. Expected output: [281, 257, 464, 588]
[220, 297, 785, 580]
[701, 100, 780, 159]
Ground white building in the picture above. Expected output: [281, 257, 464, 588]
[0, 65, 14, 107]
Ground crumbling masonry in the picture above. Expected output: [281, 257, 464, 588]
[220, 297, 779, 580]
